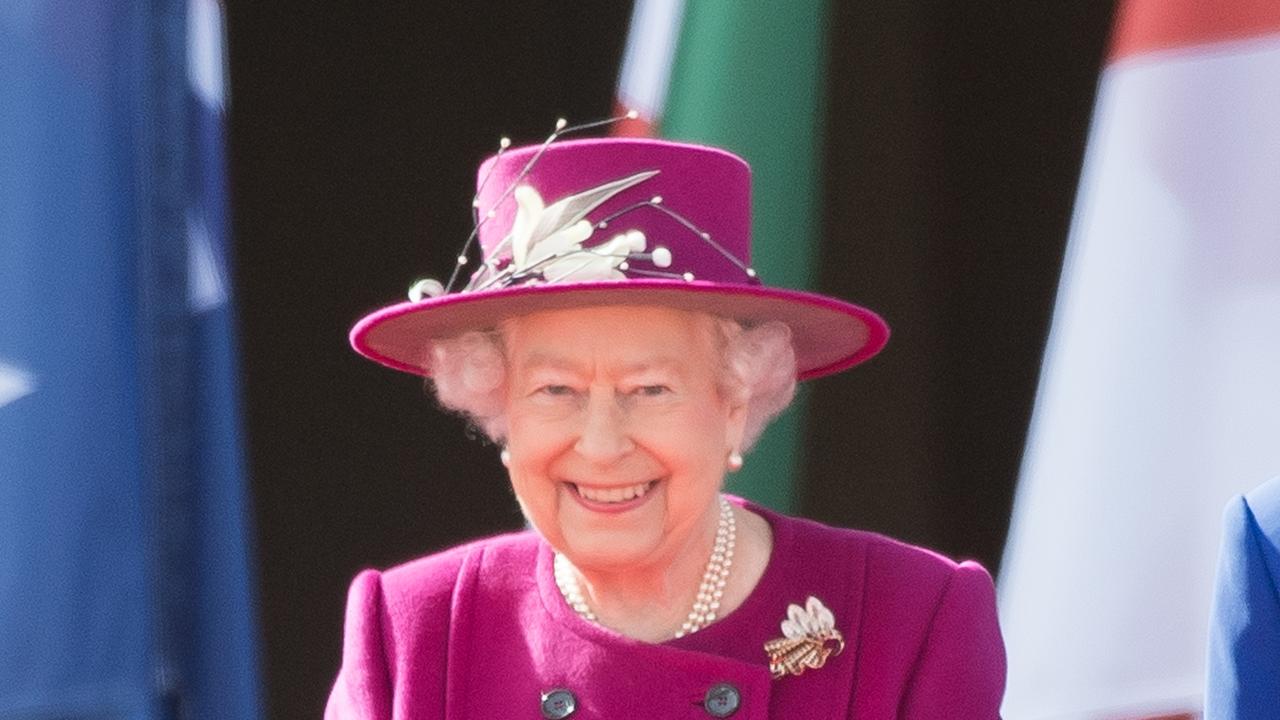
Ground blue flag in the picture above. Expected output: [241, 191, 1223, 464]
[0, 1, 263, 718]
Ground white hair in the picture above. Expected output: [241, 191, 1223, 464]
[425, 312, 797, 452]
[427, 328, 509, 441]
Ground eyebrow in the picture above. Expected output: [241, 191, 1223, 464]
[518, 353, 580, 372]
[518, 353, 686, 376]
[620, 358, 685, 375]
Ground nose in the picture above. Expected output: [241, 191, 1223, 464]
[574, 387, 634, 465]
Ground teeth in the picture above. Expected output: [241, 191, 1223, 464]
[577, 481, 653, 504]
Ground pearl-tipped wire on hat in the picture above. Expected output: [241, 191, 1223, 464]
[552, 495, 736, 639]
[592, 196, 757, 278]
[436, 114, 759, 298]
[461, 181, 757, 293]
[447, 111, 641, 294]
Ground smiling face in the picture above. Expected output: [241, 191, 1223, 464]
[502, 305, 747, 574]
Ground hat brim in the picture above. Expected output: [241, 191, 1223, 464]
[350, 279, 889, 381]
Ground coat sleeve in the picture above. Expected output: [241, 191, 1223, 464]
[1204, 487, 1280, 720]
[899, 561, 1007, 719]
[326, 569, 393, 720]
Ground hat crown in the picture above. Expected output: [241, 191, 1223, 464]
[350, 131, 888, 381]
[473, 138, 756, 286]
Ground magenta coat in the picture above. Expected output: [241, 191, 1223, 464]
[326, 499, 1006, 719]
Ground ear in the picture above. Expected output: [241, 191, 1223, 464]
[724, 393, 749, 452]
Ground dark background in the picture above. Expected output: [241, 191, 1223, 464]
[224, 3, 1114, 717]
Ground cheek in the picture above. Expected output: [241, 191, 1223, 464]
[506, 404, 575, 467]
[504, 455, 558, 542]
[640, 405, 732, 476]
[503, 412, 566, 519]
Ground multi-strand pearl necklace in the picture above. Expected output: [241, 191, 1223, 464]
[553, 495, 736, 639]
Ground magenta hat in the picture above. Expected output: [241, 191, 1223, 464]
[350, 136, 888, 380]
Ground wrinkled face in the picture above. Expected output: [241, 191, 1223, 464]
[502, 305, 746, 574]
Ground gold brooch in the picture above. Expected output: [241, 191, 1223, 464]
[764, 596, 846, 679]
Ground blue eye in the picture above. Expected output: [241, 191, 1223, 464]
[539, 385, 575, 397]
[635, 385, 671, 397]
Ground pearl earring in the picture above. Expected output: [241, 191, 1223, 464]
[727, 450, 744, 471]
[500, 448, 511, 467]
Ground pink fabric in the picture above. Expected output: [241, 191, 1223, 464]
[475, 139, 751, 283]
[325, 500, 1006, 718]
[348, 138, 891, 382]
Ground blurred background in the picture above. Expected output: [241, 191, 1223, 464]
[5, 1, 1279, 718]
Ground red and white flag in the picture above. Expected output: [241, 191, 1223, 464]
[612, 0, 685, 137]
[998, 1, 1280, 717]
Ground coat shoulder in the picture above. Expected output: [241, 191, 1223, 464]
[862, 529, 986, 592]
[327, 530, 543, 719]
[846, 525, 997, 641]
[377, 530, 541, 616]
[782, 513, 982, 598]
[1244, 475, 1280, 561]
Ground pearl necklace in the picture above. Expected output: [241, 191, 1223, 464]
[553, 496, 736, 639]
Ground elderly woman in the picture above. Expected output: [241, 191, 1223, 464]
[327, 132, 1005, 719]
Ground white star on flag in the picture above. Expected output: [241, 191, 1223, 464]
[186, 0, 226, 112]
[187, 212, 228, 312]
[0, 362, 36, 408]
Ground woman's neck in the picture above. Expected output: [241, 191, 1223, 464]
[564, 503, 773, 642]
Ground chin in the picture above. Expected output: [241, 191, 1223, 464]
[557, 525, 667, 573]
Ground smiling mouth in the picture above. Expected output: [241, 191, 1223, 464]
[571, 480, 659, 504]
